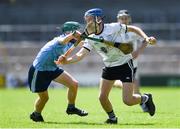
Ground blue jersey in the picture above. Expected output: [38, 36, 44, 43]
[33, 35, 73, 71]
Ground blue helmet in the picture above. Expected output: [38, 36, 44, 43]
[84, 8, 103, 17]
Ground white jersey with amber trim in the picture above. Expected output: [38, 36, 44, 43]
[83, 22, 133, 67]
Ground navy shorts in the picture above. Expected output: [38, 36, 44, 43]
[102, 59, 134, 82]
[28, 65, 64, 93]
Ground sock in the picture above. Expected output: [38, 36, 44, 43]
[141, 94, 149, 104]
[67, 104, 75, 109]
[107, 110, 116, 120]
[34, 111, 41, 116]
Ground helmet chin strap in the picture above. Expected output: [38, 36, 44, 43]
[94, 16, 97, 34]
[84, 16, 103, 35]
[94, 16, 103, 34]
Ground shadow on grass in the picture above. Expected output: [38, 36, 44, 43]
[44, 121, 104, 125]
[121, 123, 155, 126]
[44, 121, 155, 126]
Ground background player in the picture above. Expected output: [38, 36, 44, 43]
[114, 9, 149, 112]
[28, 21, 88, 122]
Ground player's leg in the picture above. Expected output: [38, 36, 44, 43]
[133, 68, 149, 112]
[99, 78, 117, 124]
[28, 65, 50, 122]
[133, 79, 149, 112]
[133, 79, 147, 112]
[99, 78, 114, 112]
[30, 91, 49, 122]
[122, 82, 155, 116]
[122, 82, 142, 105]
[119, 61, 142, 105]
[133, 79, 140, 94]
[54, 70, 88, 116]
[54, 71, 77, 104]
[132, 68, 141, 94]
[122, 60, 155, 115]
[34, 91, 49, 113]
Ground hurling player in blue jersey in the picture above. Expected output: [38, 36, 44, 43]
[28, 21, 88, 122]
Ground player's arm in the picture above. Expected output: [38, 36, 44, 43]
[127, 25, 156, 45]
[56, 47, 90, 65]
[131, 40, 148, 59]
[57, 31, 81, 44]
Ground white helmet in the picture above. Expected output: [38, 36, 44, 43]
[117, 10, 132, 24]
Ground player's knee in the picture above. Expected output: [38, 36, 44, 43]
[40, 95, 49, 103]
[123, 98, 134, 106]
[69, 80, 78, 90]
[73, 80, 78, 88]
[99, 94, 108, 102]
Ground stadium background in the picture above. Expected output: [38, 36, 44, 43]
[0, 0, 180, 88]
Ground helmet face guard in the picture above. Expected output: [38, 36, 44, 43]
[84, 8, 104, 35]
[61, 21, 81, 33]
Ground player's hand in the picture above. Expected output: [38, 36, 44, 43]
[145, 36, 157, 45]
[72, 31, 82, 40]
[54, 55, 66, 65]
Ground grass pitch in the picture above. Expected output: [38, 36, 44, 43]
[0, 87, 180, 128]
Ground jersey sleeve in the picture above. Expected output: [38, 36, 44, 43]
[108, 23, 127, 34]
[55, 35, 67, 43]
[82, 39, 93, 51]
[133, 33, 144, 42]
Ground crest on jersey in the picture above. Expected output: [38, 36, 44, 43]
[100, 47, 108, 53]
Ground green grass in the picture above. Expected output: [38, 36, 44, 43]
[0, 87, 180, 128]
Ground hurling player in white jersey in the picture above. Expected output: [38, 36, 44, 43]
[55, 8, 156, 124]
[114, 10, 149, 112]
